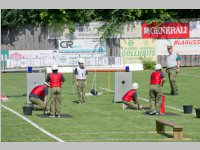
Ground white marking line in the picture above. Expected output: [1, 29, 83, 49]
[1, 104, 65, 142]
[180, 73, 200, 78]
[139, 97, 196, 116]
[99, 87, 114, 92]
[99, 87, 196, 116]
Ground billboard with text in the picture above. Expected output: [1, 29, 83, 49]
[120, 39, 157, 64]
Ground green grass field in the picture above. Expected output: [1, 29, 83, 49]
[1, 67, 200, 142]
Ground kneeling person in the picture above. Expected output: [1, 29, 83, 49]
[29, 82, 50, 111]
[122, 83, 142, 110]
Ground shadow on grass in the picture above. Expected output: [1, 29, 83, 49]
[36, 114, 73, 118]
[144, 111, 180, 116]
[7, 93, 26, 98]
[72, 100, 80, 104]
[129, 106, 151, 110]
[162, 93, 172, 96]
[158, 132, 174, 138]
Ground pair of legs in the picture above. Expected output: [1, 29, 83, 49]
[49, 87, 62, 116]
[76, 80, 86, 104]
[168, 68, 178, 95]
[30, 97, 49, 111]
[149, 85, 162, 113]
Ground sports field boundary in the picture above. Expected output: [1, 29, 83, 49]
[1, 104, 65, 142]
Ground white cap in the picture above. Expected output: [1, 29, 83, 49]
[43, 82, 50, 87]
[78, 58, 85, 64]
[52, 64, 58, 70]
[155, 64, 162, 70]
[132, 83, 139, 89]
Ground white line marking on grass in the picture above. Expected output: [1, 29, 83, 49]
[139, 97, 196, 116]
[99, 87, 196, 116]
[99, 87, 114, 92]
[182, 67, 200, 71]
[1, 104, 65, 142]
[179, 73, 200, 78]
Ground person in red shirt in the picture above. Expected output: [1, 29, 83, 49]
[46, 64, 65, 118]
[149, 64, 166, 115]
[29, 82, 50, 112]
[122, 83, 142, 110]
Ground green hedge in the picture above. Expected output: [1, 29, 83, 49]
[142, 60, 156, 70]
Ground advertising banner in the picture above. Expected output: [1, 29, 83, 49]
[48, 22, 104, 39]
[120, 39, 157, 64]
[58, 53, 107, 66]
[58, 39, 107, 53]
[48, 21, 141, 39]
[6, 50, 59, 68]
[190, 20, 200, 38]
[1, 50, 9, 68]
[118, 21, 141, 38]
[156, 39, 200, 55]
[5, 50, 108, 68]
[142, 22, 190, 39]
[49, 20, 200, 39]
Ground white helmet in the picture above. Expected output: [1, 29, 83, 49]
[155, 64, 162, 70]
[132, 83, 139, 89]
[52, 64, 58, 70]
[43, 82, 50, 87]
[78, 58, 85, 64]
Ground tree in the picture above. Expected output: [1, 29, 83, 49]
[1, 9, 41, 29]
[1, 9, 200, 38]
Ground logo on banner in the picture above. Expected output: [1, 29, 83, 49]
[142, 22, 189, 39]
[59, 40, 74, 48]
[58, 39, 107, 53]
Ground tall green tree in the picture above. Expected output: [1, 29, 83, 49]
[1, 9, 41, 29]
[1, 9, 200, 38]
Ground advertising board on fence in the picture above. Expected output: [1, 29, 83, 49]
[156, 39, 200, 55]
[6, 50, 59, 68]
[190, 21, 200, 38]
[120, 39, 157, 64]
[49, 20, 200, 39]
[1, 50, 9, 68]
[142, 22, 190, 39]
[3, 50, 109, 68]
[58, 39, 107, 53]
[48, 21, 141, 39]
[48, 22, 104, 39]
[58, 53, 108, 66]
